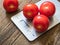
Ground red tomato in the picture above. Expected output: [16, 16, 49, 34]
[40, 1, 55, 18]
[33, 15, 50, 32]
[23, 4, 39, 19]
[3, 0, 18, 12]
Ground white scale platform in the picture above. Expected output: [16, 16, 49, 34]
[11, 0, 60, 41]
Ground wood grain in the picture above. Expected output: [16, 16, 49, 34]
[12, 24, 60, 45]
[0, 0, 22, 45]
[0, 0, 40, 45]
[0, 0, 60, 45]
[2, 28, 21, 45]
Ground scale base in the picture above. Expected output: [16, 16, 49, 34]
[11, 0, 60, 41]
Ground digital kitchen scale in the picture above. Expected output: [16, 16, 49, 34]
[11, 0, 60, 41]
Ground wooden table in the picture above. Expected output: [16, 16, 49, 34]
[0, 0, 60, 45]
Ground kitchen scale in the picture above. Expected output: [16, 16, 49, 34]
[11, 0, 60, 41]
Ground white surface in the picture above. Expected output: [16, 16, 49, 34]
[11, 0, 60, 41]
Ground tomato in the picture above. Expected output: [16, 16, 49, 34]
[33, 15, 50, 32]
[40, 1, 55, 18]
[23, 4, 39, 19]
[3, 0, 18, 12]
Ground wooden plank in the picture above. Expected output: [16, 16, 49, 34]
[18, 0, 32, 11]
[0, 0, 40, 45]
[0, 18, 10, 31]
[18, 0, 40, 11]
[0, 0, 20, 31]
[1, 0, 60, 45]
[58, 0, 60, 2]
[12, 34, 31, 45]
[54, 31, 60, 45]
[0, 0, 22, 45]
[0, 21, 20, 45]
[0, 9, 21, 45]
[2, 28, 21, 45]
[12, 24, 60, 45]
